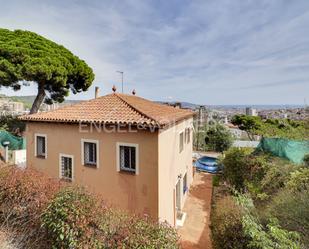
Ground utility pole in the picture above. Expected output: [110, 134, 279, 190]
[116, 71, 124, 93]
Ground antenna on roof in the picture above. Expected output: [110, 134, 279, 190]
[116, 71, 124, 93]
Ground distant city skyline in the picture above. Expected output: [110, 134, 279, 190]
[0, 0, 309, 105]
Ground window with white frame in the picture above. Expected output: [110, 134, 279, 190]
[82, 140, 98, 167]
[60, 155, 73, 181]
[118, 144, 138, 173]
[36, 134, 46, 158]
[179, 132, 184, 153]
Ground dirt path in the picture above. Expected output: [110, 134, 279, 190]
[178, 172, 213, 249]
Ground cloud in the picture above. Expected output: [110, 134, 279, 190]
[238, 78, 309, 89]
[0, 0, 308, 104]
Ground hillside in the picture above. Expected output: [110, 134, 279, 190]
[2, 95, 81, 109]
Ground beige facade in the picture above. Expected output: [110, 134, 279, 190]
[158, 119, 193, 225]
[25, 118, 193, 226]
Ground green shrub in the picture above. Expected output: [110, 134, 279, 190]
[242, 215, 301, 249]
[211, 195, 250, 249]
[194, 122, 234, 152]
[98, 211, 179, 249]
[286, 168, 309, 192]
[236, 193, 302, 249]
[222, 149, 297, 198]
[266, 188, 309, 245]
[41, 187, 100, 248]
[41, 187, 179, 249]
[0, 167, 179, 248]
[303, 154, 309, 167]
[204, 124, 234, 152]
[231, 115, 309, 140]
[212, 175, 220, 187]
[259, 159, 296, 196]
[221, 147, 253, 191]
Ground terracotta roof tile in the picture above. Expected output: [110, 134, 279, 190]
[20, 93, 193, 128]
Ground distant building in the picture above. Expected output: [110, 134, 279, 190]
[10, 102, 24, 112]
[194, 106, 208, 127]
[40, 103, 60, 112]
[0, 100, 24, 114]
[245, 107, 257, 116]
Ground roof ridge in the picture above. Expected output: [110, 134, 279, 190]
[114, 93, 160, 125]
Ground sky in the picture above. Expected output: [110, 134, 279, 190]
[0, 0, 309, 105]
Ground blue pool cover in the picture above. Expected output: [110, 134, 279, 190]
[194, 156, 222, 174]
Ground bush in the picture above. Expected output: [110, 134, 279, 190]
[265, 171, 309, 246]
[0, 167, 179, 248]
[0, 167, 61, 247]
[41, 187, 101, 248]
[259, 159, 296, 196]
[303, 154, 309, 167]
[194, 122, 234, 152]
[212, 175, 220, 187]
[286, 168, 309, 192]
[204, 124, 234, 152]
[236, 193, 302, 249]
[222, 149, 297, 198]
[221, 147, 253, 191]
[99, 212, 179, 249]
[211, 195, 250, 249]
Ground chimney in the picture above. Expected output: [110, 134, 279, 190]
[174, 102, 181, 109]
[95, 87, 100, 98]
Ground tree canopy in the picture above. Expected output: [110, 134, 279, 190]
[194, 123, 234, 152]
[204, 123, 234, 152]
[0, 29, 95, 113]
[231, 115, 309, 140]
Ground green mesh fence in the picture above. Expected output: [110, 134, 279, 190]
[0, 130, 26, 150]
[257, 138, 309, 164]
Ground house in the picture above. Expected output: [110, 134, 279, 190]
[20, 92, 194, 226]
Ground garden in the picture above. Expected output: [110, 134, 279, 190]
[211, 149, 309, 249]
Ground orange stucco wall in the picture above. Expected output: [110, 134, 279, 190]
[25, 122, 159, 218]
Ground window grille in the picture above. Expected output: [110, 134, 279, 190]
[36, 136, 46, 157]
[84, 142, 97, 165]
[119, 146, 136, 172]
[61, 156, 72, 180]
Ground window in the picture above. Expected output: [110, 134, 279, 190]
[81, 139, 99, 167]
[179, 132, 184, 153]
[35, 134, 47, 158]
[117, 143, 139, 174]
[60, 154, 73, 181]
[183, 173, 187, 194]
[186, 128, 191, 144]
